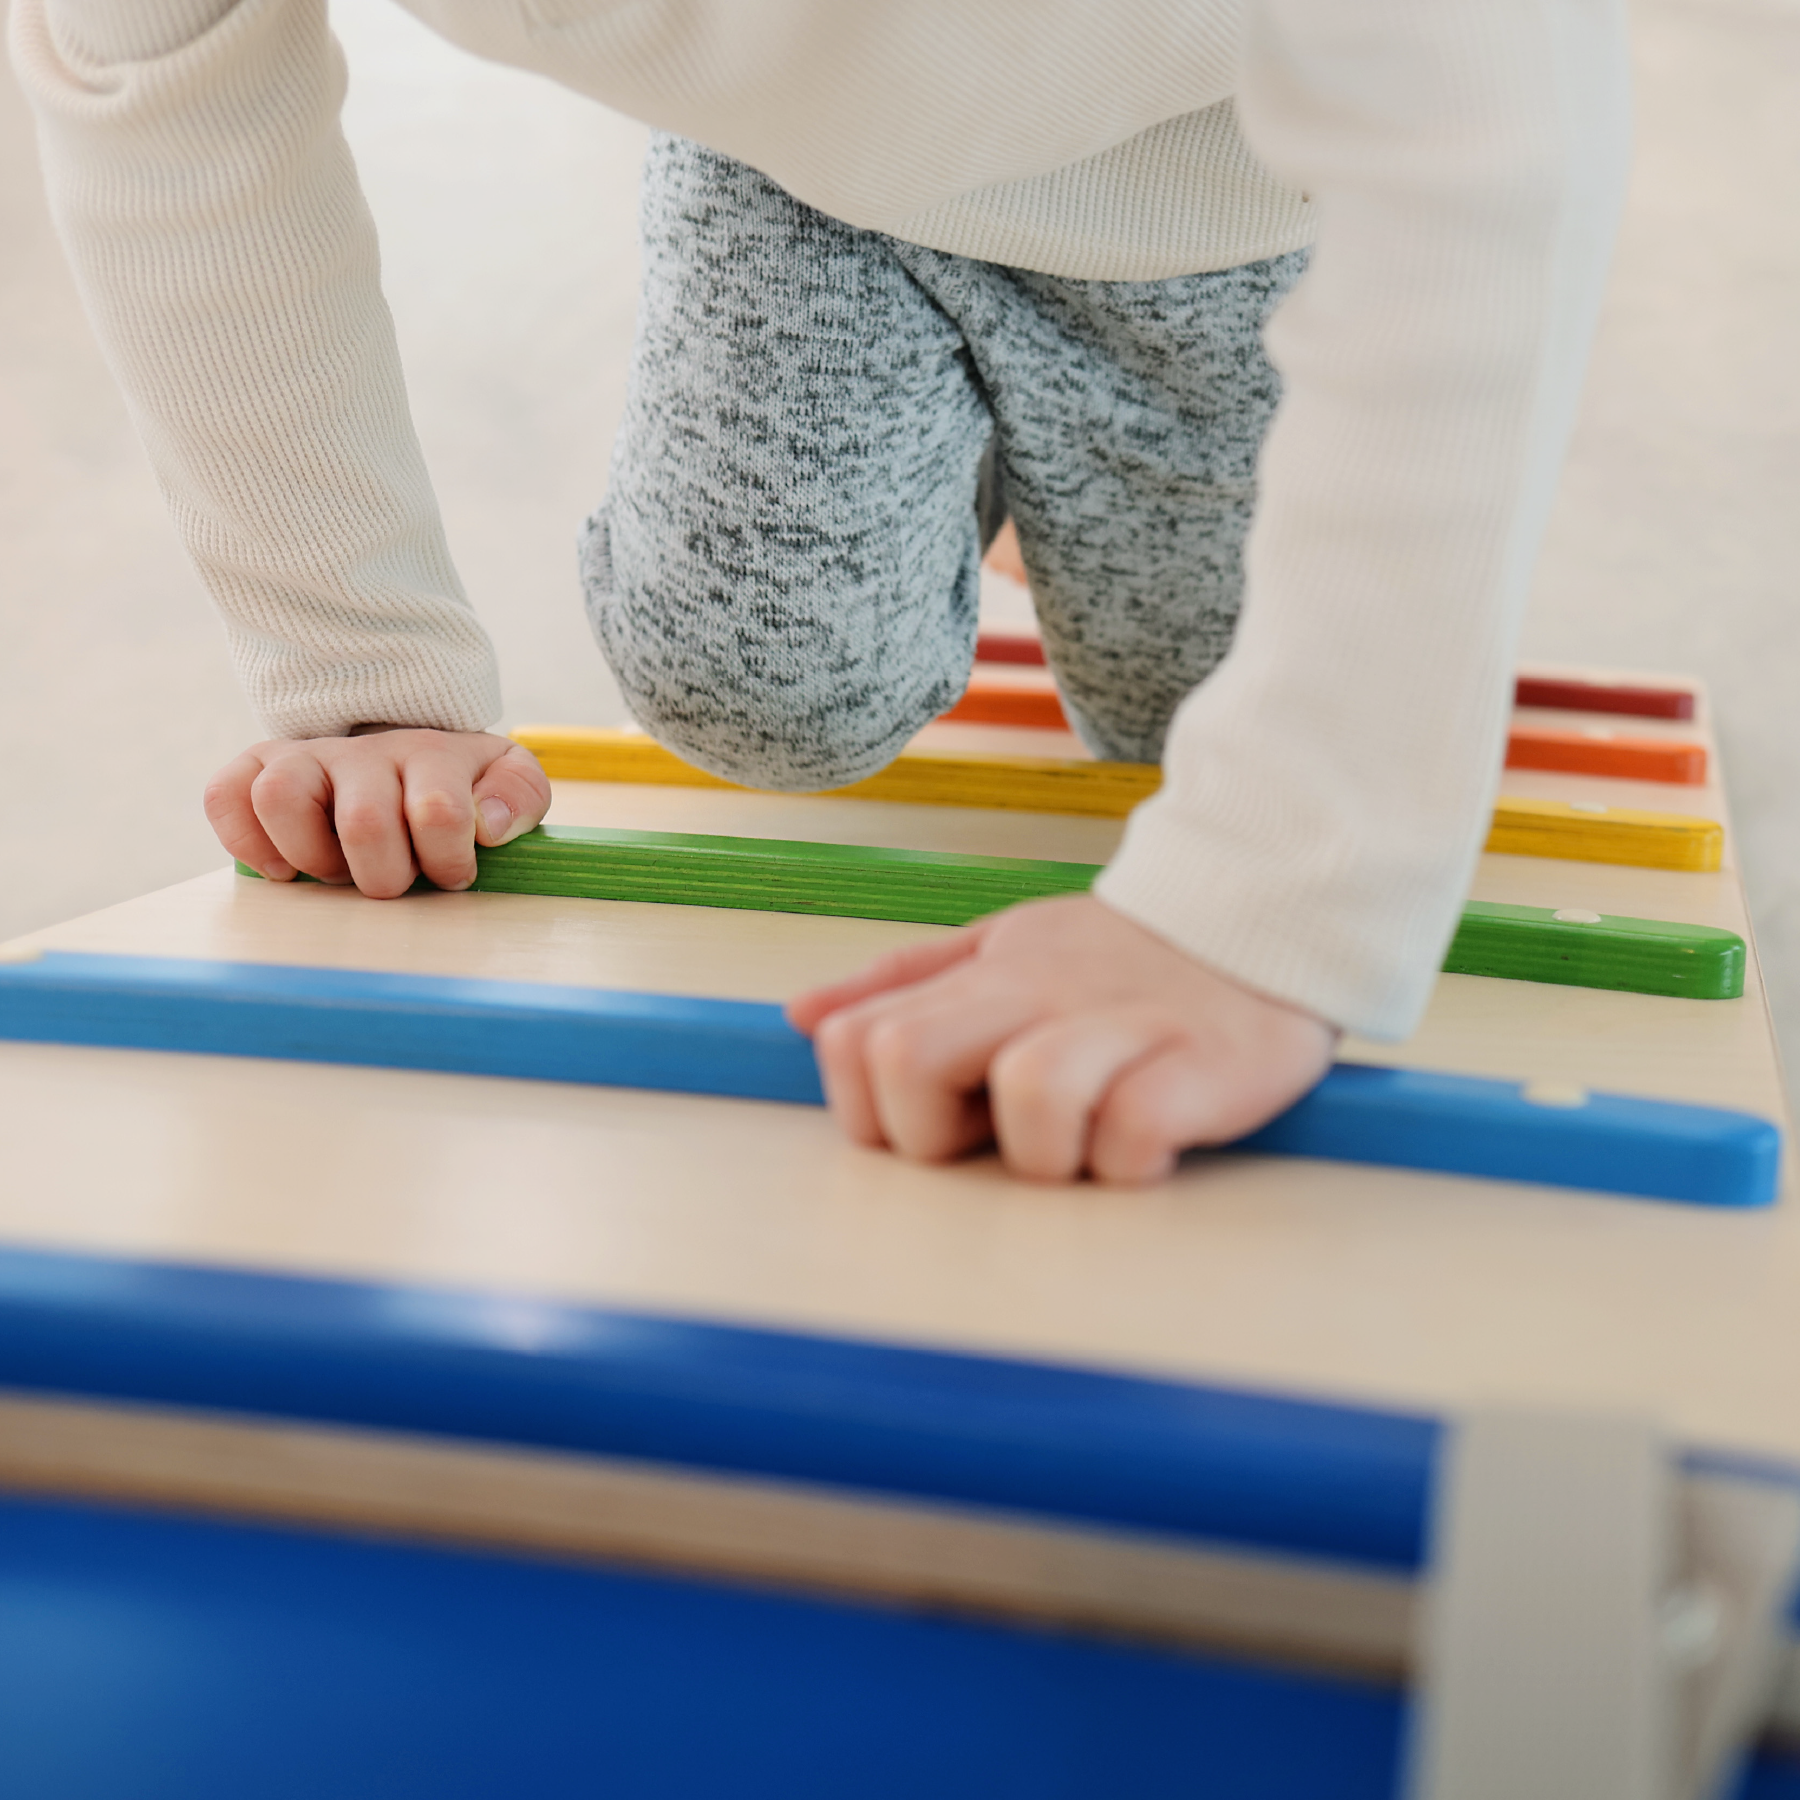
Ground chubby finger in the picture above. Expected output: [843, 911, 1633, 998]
[1086, 1038, 1331, 1187]
[471, 743, 553, 848]
[817, 976, 1036, 1161]
[398, 746, 483, 892]
[203, 750, 294, 880]
[988, 1007, 1179, 1183]
[865, 993, 1018, 1162]
[329, 756, 417, 898]
[250, 752, 351, 885]
[786, 928, 984, 1036]
[1083, 1043, 1234, 1185]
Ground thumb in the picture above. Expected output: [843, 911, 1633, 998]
[472, 742, 553, 847]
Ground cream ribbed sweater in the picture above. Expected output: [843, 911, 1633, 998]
[11, 0, 1630, 1040]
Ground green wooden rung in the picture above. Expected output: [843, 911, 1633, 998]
[474, 824, 1095, 924]
[236, 825, 1094, 928]
[1442, 900, 1744, 1000]
[235, 825, 1746, 998]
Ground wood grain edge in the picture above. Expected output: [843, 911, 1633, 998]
[0, 1389, 1412, 1681]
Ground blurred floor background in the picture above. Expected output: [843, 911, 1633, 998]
[3, 0, 1797, 1093]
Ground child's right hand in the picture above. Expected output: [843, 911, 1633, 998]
[204, 729, 551, 898]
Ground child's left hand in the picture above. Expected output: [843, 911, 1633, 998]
[787, 894, 1336, 1185]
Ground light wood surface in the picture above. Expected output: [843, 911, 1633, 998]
[0, 1391, 1414, 1675]
[2, 698, 1795, 1465]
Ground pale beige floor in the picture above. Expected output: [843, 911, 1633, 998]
[3, 0, 1797, 1085]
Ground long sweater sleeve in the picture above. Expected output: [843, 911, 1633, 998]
[13, 0, 1631, 1042]
[11, 0, 502, 738]
[1095, 0, 1632, 1038]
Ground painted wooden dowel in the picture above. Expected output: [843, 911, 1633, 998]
[941, 694, 1710, 786]
[1504, 726, 1706, 785]
[965, 648, 1698, 725]
[943, 681, 1068, 731]
[514, 728, 1726, 867]
[234, 831, 1746, 999]
[470, 825, 1095, 925]
[965, 645, 1699, 731]
[511, 726, 1160, 818]
[1237, 1063, 1778, 1210]
[1514, 675, 1696, 721]
[1442, 902, 1743, 999]
[0, 949, 823, 1104]
[1483, 798, 1722, 872]
[0, 951, 1777, 1206]
[973, 631, 1047, 666]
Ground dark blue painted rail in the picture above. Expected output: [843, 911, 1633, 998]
[3, 1494, 1796, 1800]
[0, 1247, 1436, 1570]
[0, 1493, 1407, 1800]
[1, 1245, 1797, 1800]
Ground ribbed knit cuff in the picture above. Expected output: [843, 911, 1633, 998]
[1093, 790, 1454, 1044]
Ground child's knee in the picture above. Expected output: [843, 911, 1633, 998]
[628, 685, 938, 794]
[580, 507, 966, 792]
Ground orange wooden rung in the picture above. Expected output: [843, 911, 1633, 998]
[943, 678, 1069, 730]
[952, 656, 1709, 785]
[1504, 725, 1707, 785]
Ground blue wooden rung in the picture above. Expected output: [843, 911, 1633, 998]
[1240, 1062, 1780, 1209]
[0, 951, 1780, 1207]
[0, 949, 821, 1104]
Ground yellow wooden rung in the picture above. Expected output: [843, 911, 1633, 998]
[512, 729, 1726, 867]
[510, 726, 1162, 818]
[1486, 796, 1723, 872]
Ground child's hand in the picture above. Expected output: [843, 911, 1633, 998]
[787, 894, 1336, 1185]
[204, 729, 551, 898]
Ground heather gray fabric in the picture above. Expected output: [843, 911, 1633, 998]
[582, 132, 1305, 788]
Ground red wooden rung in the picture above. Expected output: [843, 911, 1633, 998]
[1513, 675, 1695, 720]
[962, 646, 1700, 746]
[974, 631, 1047, 667]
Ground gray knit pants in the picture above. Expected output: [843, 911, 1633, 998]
[581, 133, 1306, 786]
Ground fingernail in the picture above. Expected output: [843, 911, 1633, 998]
[262, 858, 296, 881]
[477, 798, 512, 843]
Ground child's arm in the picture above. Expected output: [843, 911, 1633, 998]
[18, 0, 542, 888]
[793, 0, 1631, 1178]
[13, 0, 501, 744]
